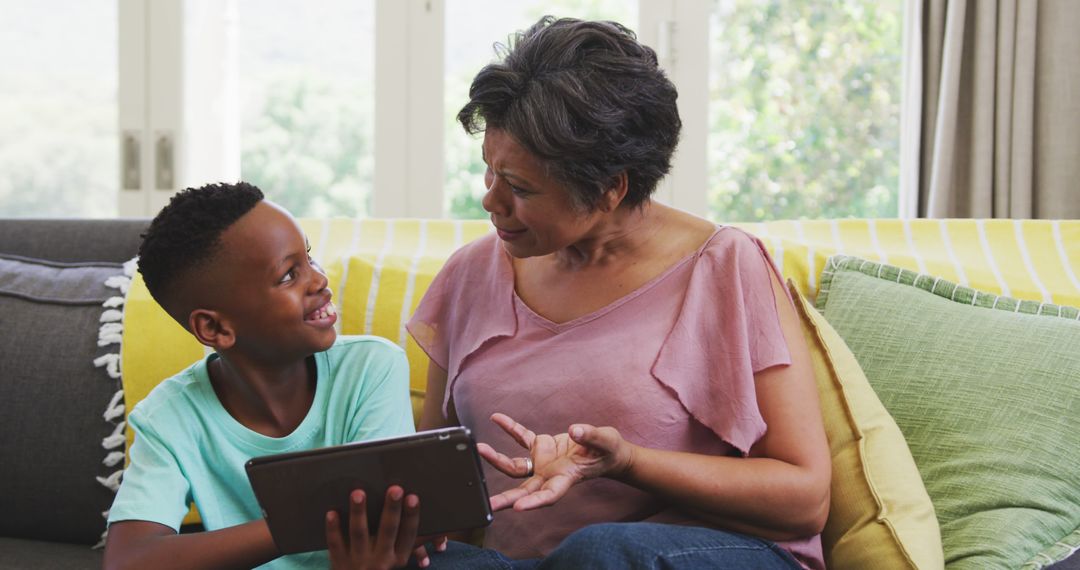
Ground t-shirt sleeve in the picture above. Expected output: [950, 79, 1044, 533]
[346, 340, 416, 442]
[406, 235, 517, 416]
[106, 407, 192, 531]
[405, 247, 461, 373]
[651, 228, 792, 455]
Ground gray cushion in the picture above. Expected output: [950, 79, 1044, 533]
[0, 537, 103, 569]
[0, 254, 126, 544]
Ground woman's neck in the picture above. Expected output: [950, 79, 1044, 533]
[552, 201, 664, 270]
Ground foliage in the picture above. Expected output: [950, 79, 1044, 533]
[241, 74, 373, 218]
[444, 0, 902, 221]
[709, 0, 901, 221]
[444, 72, 489, 220]
[0, 83, 116, 218]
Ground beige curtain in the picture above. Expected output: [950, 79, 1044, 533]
[902, 0, 1080, 219]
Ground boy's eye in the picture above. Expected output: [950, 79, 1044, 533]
[509, 184, 530, 196]
[279, 268, 297, 284]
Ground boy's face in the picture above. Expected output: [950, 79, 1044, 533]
[206, 200, 337, 362]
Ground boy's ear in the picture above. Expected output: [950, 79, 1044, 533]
[599, 172, 629, 213]
[189, 309, 236, 350]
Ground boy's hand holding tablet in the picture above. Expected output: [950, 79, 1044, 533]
[247, 427, 493, 566]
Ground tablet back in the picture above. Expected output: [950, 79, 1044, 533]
[246, 427, 492, 554]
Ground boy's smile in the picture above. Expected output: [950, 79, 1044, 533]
[304, 294, 337, 327]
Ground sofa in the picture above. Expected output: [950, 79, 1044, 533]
[0, 219, 148, 569]
[1, 216, 1078, 570]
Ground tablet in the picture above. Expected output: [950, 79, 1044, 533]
[245, 426, 493, 554]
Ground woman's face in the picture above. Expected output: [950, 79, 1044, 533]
[481, 128, 600, 258]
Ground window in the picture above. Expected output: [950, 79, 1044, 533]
[238, 0, 376, 218]
[0, 0, 904, 222]
[707, 0, 902, 221]
[0, 0, 118, 217]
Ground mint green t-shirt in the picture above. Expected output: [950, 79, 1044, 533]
[108, 336, 414, 569]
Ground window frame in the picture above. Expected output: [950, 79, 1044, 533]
[116, 0, 899, 220]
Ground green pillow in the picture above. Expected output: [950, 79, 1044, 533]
[815, 255, 1080, 570]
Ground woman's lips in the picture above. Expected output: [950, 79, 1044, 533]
[495, 226, 526, 241]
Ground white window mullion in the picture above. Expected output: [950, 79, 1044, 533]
[182, 0, 240, 192]
[375, 0, 444, 218]
[144, 0, 184, 216]
[638, 0, 710, 218]
[118, 0, 236, 217]
[117, 0, 148, 217]
[899, 0, 924, 219]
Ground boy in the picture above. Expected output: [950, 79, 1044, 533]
[104, 182, 426, 569]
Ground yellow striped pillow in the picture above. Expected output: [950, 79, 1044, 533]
[322, 219, 491, 419]
[734, 219, 1080, 308]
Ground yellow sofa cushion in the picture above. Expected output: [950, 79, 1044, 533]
[789, 280, 943, 569]
[741, 219, 1080, 308]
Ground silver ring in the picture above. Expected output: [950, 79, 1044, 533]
[524, 457, 534, 477]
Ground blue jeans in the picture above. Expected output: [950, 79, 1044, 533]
[418, 522, 802, 569]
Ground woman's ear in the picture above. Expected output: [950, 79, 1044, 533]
[189, 309, 236, 350]
[599, 172, 629, 213]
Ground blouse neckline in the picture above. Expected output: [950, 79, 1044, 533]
[508, 226, 723, 333]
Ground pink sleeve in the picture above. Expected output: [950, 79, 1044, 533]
[651, 228, 791, 455]
[406, 234, 517, 415]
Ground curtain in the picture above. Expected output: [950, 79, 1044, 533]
[901, 0, 1080, 219]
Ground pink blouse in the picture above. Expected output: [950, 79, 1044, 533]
[407, 226, 823, 569]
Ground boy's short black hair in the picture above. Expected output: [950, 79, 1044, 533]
[138, 182, 264, 313]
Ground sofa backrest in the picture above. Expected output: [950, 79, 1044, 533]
[0, 219, 149, 263]
[0, 219, 147, 545]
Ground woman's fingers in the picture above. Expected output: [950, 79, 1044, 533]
[476, 442, 531, 478]
[490, 413, 536, 450]
[514, 474, 574, 511]
[488, 476, 544, 512]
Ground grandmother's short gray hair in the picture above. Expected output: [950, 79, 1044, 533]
[457, 16, 682, 212]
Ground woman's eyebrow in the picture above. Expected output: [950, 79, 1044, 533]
[502, 171, 530, 186]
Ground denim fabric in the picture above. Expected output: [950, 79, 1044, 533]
[420, 523, 802, 570]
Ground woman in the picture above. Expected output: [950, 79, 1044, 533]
[407, 16, 830, 569]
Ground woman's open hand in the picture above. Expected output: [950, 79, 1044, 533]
[476, 413, 634, 512]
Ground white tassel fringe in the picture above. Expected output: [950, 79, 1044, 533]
[103, 451, 126, 467]
[94, 353, 121, 379]
[102, 420, 127, 449]
[96, 470, 123, 491]
[99, 309, 123, 323]
[95, 256, 138, 550]
[103, 389, 125, 421]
